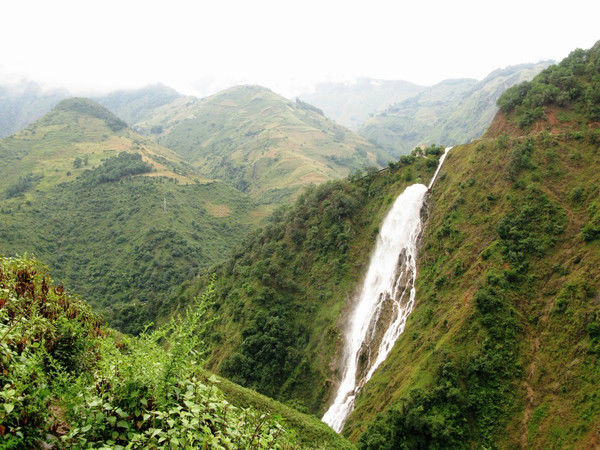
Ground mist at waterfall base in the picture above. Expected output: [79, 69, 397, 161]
[322, 147, 451, 433]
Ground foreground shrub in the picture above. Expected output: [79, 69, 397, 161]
[0, 256, 296, 448]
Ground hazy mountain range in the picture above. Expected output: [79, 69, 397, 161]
[298, 78, 425, 129]
[1, 61, 552, 159]
[358, 61, 553, 155]
[3, 41, 599, 448]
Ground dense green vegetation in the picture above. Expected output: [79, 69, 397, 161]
[135, 85, 391, 202]
[0, 255, 351, 448]
[348, 44, 600, 447]
[359, 182, 567, 448]
[0, 175, 255, 334]
[359, 62, 552, 156]
[582, 199, 600, 242]
[345, 123, 600, 447]
[174, 147, 444, 414]
[0, 100, 260, 334]
[78, 152, 152, 184]
[4, 173, 42, 199]
[498, 41, 600, 128]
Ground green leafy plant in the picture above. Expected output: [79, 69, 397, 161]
[0, 256, 303, 449]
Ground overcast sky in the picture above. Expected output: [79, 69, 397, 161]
[1, 0, 598, 97]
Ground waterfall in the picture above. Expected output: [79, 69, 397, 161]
[428, 147, 451, 190]
[322, 147, 451, 433]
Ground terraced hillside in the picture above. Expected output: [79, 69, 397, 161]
[136, 85, 391, 203]
[0, 98, 258, 333]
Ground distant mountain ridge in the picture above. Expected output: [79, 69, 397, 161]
[298, 78, 425, 129]
[359, 61, 554, 156]
[0, 80, 68, 138]
[1, 64, 554, 165]
[0, 82, 183, 138]
[135, 84, 391, 203]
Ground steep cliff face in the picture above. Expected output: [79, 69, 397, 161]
[350, 42, 600, 448]
[350, 129, 599, 448]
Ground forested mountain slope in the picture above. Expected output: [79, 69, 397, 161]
[349, 41, 600, 448]
[176, 42, 600, 448]
[360, 61, 552, 156]
[135, 85, 391, 203]
[0, 255, 352, 449]
[0, 99, 258, 333]
[173, 145, 447, 414]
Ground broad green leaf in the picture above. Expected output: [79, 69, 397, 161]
[208, 374, 219, 383]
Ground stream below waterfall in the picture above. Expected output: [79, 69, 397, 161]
[322, 147, 451, 433]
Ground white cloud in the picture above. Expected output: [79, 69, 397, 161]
[1, 0, 598, 97]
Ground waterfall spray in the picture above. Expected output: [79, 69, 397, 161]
[322, 147, 451, 432]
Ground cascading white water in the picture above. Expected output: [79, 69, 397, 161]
[428, 147, 451, 190]
[322, 147, 451, 433]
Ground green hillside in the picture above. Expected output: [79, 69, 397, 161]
[360, 62, 552, 156]
[173, 146, 446, 414]
[0, 255, 352, 449]
[348, 42, 600, 448]
[135, 85, 392, 204]
[0, 97, 197, 190]
[3, 37, 599, 449]
[298, 78, 425, 130]
[0, 98, 258, 333]
[172, 42, 600, 448]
